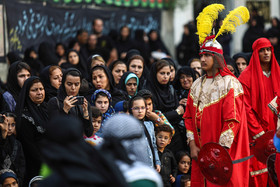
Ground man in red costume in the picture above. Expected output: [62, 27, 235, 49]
[184, 35, 250, 186]
[239, 38, 280, 187]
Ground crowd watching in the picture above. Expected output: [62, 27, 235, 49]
[0, 14, 280, 187]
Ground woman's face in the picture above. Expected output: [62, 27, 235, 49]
[17, 69, 31, 88]
[95, 95, 109, 114]
[7, 117, 16, 136]
[131, 99, 146, 120]
[50, 68, 63, 89]
[178, 155, 191, 174]
[235, 57, 247, 73]
[112, 63, 127, 84]
[190, 61, 202, 76]
[126, 78, 137, 96]
[129, 59, 144, 78]
[92, 69, 110, 90]
[68, 51, 79, 65]
[29, 82, 45, 104]
[64, 75, 80, 96]
[121, 27, 130, 38]
[170, 66, 175, 82]
[156, 66, 171, 85]
[179, 74, 193, 90]
[56, 45, 65, 57]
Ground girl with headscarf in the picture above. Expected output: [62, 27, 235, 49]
[3, 62, 31, 112]
[173, 67, 197, 107]
[91, 89, 115, 137]
[61, 49, 88, 79]
[145, 60, 186, 154]
[40, 65, 63, 102]
[90, 65, 125, 107]
[47, 68, 93, 137]
[15, 76, 48, 186]
[118, 72, 139, 101]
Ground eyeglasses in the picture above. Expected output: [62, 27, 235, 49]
[131, 106, 146, 111]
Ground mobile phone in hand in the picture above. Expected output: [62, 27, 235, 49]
[72, 96, 84, 105]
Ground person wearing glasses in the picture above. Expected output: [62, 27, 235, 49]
[129, 96, 161, 172]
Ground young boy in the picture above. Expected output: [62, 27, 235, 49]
[84, 107, 103, 146]
[156, 125, 177, 187]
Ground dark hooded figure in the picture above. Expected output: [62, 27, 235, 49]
[3, 62, 31, 112]
[40, 65, 63, 102]
[6, 51, 22, 65]
[47, 68, 93, 137]
[38, 42, 60, 66]
[115, 26, 134, 60]
[23, 46, 44, 76]
[39, 116, 129, 187]
[242, 18, 264, 52]
[15, 76, 48, 186]
[148, 29, 170, 57]
[176, 24, 199, 66]
[118, 71, 139, 101]
[173, 66, 197, 104]
[60, 49, 89, 79]
[133, 29, 150, 65]
[89, 65, 125, 107]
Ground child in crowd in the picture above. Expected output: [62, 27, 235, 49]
[137, 89, 175, 135]
[180, 175, 191, 187]
[84, 107, 103, 146]
[129, 96, 161, 171]
[155, 125, 177, 187]
[91, 89, 115, 137]
[174, 151, 191, 187]
[5, 112, 17, 136]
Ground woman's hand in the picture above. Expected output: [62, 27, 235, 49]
[82, 99, 89, 120]
[63, 96, 77, 114]
[0, 115, 8, 139]
[156, 164, 161, 173]
[179, 98, 188, 106]
[189, 140, 200, 161]
[176, 105, 185, 115]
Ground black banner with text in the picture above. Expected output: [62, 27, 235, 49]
[6, 0, 161, 53]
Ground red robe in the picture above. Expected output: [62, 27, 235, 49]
[184, 73, 250, 187]
[239, 38, 280, 187]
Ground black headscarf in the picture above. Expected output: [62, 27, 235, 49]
[173, 66, 197, 100]
[15, 76, 48, 133]
[57, 68, 82, 101]
[90, 65, 115, 92]
[7, 52, 22, 65]
[232, 52, 251, 74]
[6, 61, 31, 102]
[145, 61, 178, 112]
[40, 116, 128, 187]
[61, 49, 88, 79]
[40, 66, 60, 101]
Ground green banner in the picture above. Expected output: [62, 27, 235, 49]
[45, 0, 173, 9]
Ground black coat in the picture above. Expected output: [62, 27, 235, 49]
[0, 135, 25, 186]
[158, 149, 177, 187]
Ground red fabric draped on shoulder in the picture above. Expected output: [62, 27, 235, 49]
[239, 37, 280, 125]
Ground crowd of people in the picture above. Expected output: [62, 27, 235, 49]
[0, 10, 280, 187]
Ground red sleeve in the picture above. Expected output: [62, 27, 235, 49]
[183, 94, 195, 141]
[242, 83, 265, 140]
[219, 89, 242, 148]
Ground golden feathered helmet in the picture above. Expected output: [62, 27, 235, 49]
[197, 4, 250, 55]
